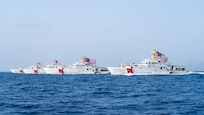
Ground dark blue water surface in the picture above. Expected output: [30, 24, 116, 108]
[0, 72, 204, 115]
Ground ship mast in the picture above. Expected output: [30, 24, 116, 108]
[150, 49, 159, 61]
[81, 55, 86, 64]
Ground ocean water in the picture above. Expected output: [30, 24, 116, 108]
[0, 73, 204, 115]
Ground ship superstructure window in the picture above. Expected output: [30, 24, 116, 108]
[176, 68, 185, 71]
[134, 65, 138, 67]
[152, 62, 158, 64]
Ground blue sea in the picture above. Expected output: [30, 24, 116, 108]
[0, 72, 204, 115]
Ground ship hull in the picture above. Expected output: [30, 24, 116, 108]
[43, 67, 64, 74]
[10, 68, 24, 74]
[23, 68, 45, 74]
[63, 64, 96, 74]
[108, 66, 186, 76]
[63, 68, 96, 74]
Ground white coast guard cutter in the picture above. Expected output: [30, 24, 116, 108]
[23, 62, 45, 74]
[108, 49, 186, 76]
[63, 56, 109, 74]
[43, 60, 64, 74]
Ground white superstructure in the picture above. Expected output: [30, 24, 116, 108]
[108, 49, 186, 76]
[63, 63, 97, 74]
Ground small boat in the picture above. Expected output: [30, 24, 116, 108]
[108, 49, 186, 76]
[97, 67, 110, 74]
[43, 60, 64, 74]
[23, 62, 45, 74]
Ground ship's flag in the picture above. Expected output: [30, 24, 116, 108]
[89, 59, 96, 64]
[56, 60, 61, 65]
[54, 60, 61, 65]
[85, 58, 96, 64]
[85, 58, 90, 63]
[157, 52, 168, 62]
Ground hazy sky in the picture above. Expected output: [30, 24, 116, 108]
[0, 0, 204, 71]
